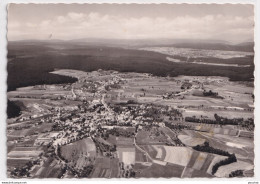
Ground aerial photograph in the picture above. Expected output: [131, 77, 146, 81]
[6, 4, 254, 178]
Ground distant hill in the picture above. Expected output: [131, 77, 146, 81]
[168, 42, 254, 52]
[68, 38, 254, 52]
[12, 39, 254, 52]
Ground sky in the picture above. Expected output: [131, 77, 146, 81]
[8, 4, 254, 43]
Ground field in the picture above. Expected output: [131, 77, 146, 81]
[137, 142, 249, 178]
[207, 155, 227, 174]
[215, 161, 254, 177]
[182, 129, 254, 164]
[152, 145, 166, 160]
[9, 123, 53, 137]
[100, 73, 254, 127]
[135, 147, 148, 163]
[91, 157, 119, 178]
[163, 146, 193, 166]
[116, 136, 134, 146]
[184, 152, 226, 177]
[7, 145, 44, 171]
[136, 163, 184, 178]
[189, 169, 214, 178]
[117, 147, 135, 165]
[30, 158, 63, 178]
[106, 135, 117, 145]
[140, 145, 157, 159]
[8, 150, 42, 158]
[178, 134, 205, 147]
[7, 158, 32, 169]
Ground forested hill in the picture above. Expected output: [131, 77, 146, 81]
[167, 42, 254, 52]
[68, 39, 254, 52]
[7, 41, 254, 91]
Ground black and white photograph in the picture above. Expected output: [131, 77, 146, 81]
[4, 2, 257, 180]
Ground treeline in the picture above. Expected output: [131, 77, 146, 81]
[181, 82, 192, 89]
[203, 90, 223, 99]
[214, 113, 243, 125]
[229, 170, 244, 177]
[193, 142, 231, 157]
[214, 114, 254, 128]
[192, 142, 237, 175]
[212, 154, 237, 175]
[57, 145, 68, 163]
[105, 128, 135, 138]
[185, 113, 254, 127]
[165, 121, 191, 131]
[185, 116, 216, 124]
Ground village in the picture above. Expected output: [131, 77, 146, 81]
[7, 69, 254, 178]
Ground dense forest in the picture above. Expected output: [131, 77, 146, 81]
[7, 100, 22, 118]
[7, 41, 254, 91]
